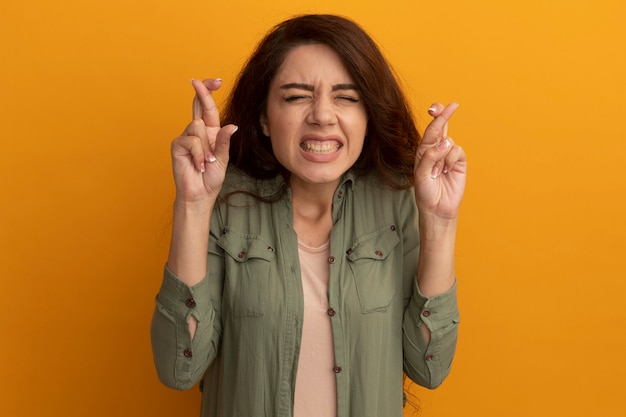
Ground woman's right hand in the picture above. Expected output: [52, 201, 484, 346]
[171, 78, 238, 204]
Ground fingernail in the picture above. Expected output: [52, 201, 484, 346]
[438, 139, 451, 150]
[208, 155, 217, 163]
[431, 166, 440, 179]
[200, 162, 206, 173]
[428, 107, 437, 113]
[443, 165, 449, 174]
[232, 125, 239, 134]
[214, 78, 223, 83]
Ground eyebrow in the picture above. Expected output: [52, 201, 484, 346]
[279, 83, 358, 92]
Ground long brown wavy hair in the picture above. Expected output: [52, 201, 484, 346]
[222, 14, 421, 192]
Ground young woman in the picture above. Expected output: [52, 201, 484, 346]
[151, 14, 466, 417]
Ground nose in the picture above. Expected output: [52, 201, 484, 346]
[307, 97, 337, 126]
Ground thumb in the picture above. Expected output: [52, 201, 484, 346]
[211, 124, 238, 164]
[416, 138, 452, 180]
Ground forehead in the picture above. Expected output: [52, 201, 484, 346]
[273, 43, 354, 83]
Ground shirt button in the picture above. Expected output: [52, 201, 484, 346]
[183, 349, 193, 358]
[337, 191, 343, 199]
[346, 249, 353, 256]
[422, 310, 431, 317]
[267, 246, 274, 253]
[238, 251, 247, 259]
[333, 366, 342, 373]
[390, 225, 396, 231]
[328, 256, 336, 264]
[185, 298, 196, 308]
[327, 308, 336, 316]
[425, 354, 434, 361]
[374, 250, 383, 257]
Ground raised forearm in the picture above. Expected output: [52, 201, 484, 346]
[417, 213, 457, 297]
[167, 199, 214, 287]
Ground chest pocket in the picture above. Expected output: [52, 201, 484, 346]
[346, 224, 400, 313]
[218, 229, 275, 317]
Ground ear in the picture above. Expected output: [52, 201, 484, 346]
[260, 114, 270, 137]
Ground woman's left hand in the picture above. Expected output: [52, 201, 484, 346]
[414, 102, 467, 220]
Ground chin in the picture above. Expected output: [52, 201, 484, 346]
[293, 170, 344, 186]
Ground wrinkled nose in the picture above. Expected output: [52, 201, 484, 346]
[307, 98, 338, 126]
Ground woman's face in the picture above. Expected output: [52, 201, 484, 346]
[262, 43, 368, 189]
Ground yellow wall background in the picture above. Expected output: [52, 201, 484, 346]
[2, 0, 624, 416]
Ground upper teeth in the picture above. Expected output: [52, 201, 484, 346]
[300, 142, 340, 153]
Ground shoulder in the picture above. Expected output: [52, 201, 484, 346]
[352, 172, 414, 203]
[221, 166, 257, 194]
[222, 166, 284, 192]
[346, 172, 417, 227]
[219, 166, 286, 204]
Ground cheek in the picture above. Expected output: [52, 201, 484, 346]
[268, 115, 300, 138]
[346, 108, 368, 131]
[347, 114, 368, 140]
[349, 119, 368, 155]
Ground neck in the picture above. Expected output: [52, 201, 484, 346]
[289, 178, 338, 248]
[289, 177, 339, 213]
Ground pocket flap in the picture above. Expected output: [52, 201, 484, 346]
[218, 228, 275, 263]
[346, 224, 399, 262]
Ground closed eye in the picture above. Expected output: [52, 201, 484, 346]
[336, 96, 360, 103]
[284, 95, 310, 102]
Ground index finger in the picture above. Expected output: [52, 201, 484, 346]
[191, 78, 222, 128]
[422, 102, 459, 146]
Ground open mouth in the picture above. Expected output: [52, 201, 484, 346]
[300, 141, 342, 154]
